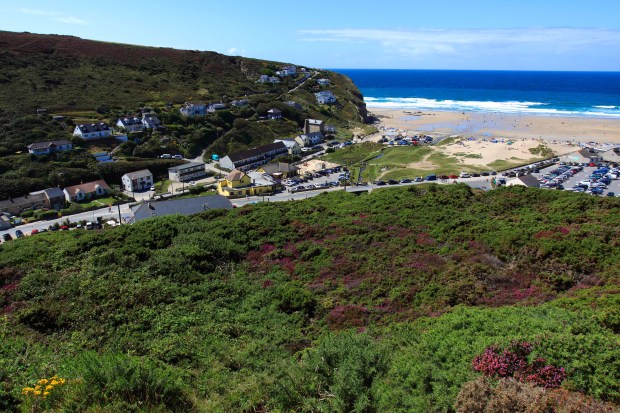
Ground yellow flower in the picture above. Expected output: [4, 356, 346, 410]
[45, 385, 54, 391]
[38, 379, 48, 385]
[21, 387, 34, 395]
[43, 391, 50, 397]
[33, 390, 41, 396]
[50, 380, 59, 386]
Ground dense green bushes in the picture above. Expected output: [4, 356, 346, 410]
[0, 186, 618, 411]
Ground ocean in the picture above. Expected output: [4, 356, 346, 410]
[334, 69, 620, 118]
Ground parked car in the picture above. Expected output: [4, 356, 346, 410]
[607, 192, 616, 197]
[172, 154, 183, 160]
[15, 230, 24, 238]
[31, 229, 39, 235]
[425, 174, 437, 181]
[459, 172, 471, 178]
[414, 177, 423, 182]
[388, 180, 399, 185]
[3, 233, 12, 242]
[375, 180, 386, 186]
[399, 178, 411, 183]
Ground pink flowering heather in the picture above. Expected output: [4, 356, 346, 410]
[472, 341, 566, 388]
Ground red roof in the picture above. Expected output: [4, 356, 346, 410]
[64, 179, 110, 197]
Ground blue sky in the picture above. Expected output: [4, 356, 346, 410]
[1, 0, 619, 70]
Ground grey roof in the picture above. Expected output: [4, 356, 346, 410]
[117, 117, 142, 126]
[227, 142, 287, 163]
[0, 192, 46, 210]
[260, 162, 299, 174]
[124, 169, 152, 179]
[128, 195, 233, 224]
[76, 123, 110, 134]
[27, 140, 72, 150]
[43, 187, 64, 199]
[168, 162, 205, 173]
[514, 174, 540, 187]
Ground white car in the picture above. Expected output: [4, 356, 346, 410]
[459, 172, 471, 178]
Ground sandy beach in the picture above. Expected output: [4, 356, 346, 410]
[369, 109, 620, 145]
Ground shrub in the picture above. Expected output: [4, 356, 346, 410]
[472, 341, 566, 388]
[62, 352, 194, 412]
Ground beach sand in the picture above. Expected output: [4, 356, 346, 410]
[368, 109, 620, 145]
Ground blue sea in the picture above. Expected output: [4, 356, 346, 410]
[334, 69, 620, 118]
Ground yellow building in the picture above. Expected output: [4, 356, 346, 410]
[217, 169, 277, 198]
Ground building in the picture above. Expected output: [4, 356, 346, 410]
[325, 125, 337, 134]
[122, 169, 154, 192]
[63, 180, 110, 203]
[0, 193, 47, 215]
[217, 170, 277, 197]
[73, 123, 112, 139]
[315, 91, 337, 104]
[168, 162, 206, 182]
[27, 140, 73, 155]
[231, 99, 249, 107]
[180, 102, 207, 116]
[218, 142, 288, 172]
[207, 103, 227, 113]
[127, 195, 232, 224]
[141, 114, 161, 129]
[304, 119, 325, 134]
[116, 117, 145, 132]
[506, 175, 541, 188]
[0, 215, 10, 230]
[296, 132, 325, 147]
[285, 101, 302, 110]
[560, 148, 605, 165]
[276, 65, 297, 77]
[258, 162, 299, 179]
[274, 138, 302, 156]
[316, 78, 331, 85]
[267, 108, 282, 120]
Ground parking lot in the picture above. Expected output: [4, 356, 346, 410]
[524, 161, 620, 197]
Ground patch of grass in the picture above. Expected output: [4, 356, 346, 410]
[323, 142, 383, 165]
[435, 136, 462, 146]
[454, 152, 483, 159]
[371, 146, 433, 167]
[487, 158, 540, 171]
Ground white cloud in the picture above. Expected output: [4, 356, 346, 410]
[54, 16, 88, 26]
[298, 27, 620, 57]
[12, 8, 88, 25]
[226, 47, 246, 56]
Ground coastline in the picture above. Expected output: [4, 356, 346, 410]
[367, 108, 620, 145]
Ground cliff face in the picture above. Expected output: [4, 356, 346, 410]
[0, 31, 368, 124]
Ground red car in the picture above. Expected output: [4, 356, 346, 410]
[31, 229, 39, 235]
[60, 225, 69, 230]
[449, 174, 458, 179]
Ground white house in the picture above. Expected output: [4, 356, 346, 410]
[116, 117, 145, 132]
[295, 132, 324, 147]
[73, 123, 112, 139]
[274, 138, 302, 156]
[316, 78, 331, 85]
[258, 74, 280, 83]
[277, 65, 297, 77]
[315, 91, 337, 104]
[122, 169, 153, 192]
[27, 140, 73, 155]
[304, 119, 324, 134]
[180, 102, 207, 116]
[63, 180, 110, 203]
[267, 108, 282, 120]
[141, 114, 161, 129]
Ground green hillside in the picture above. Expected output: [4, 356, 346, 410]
[0, 31, 370, 199]
[1, 185, 619, 411]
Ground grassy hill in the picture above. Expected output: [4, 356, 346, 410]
[1, 185, 619, 411]
[0, 31, 370, 199]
